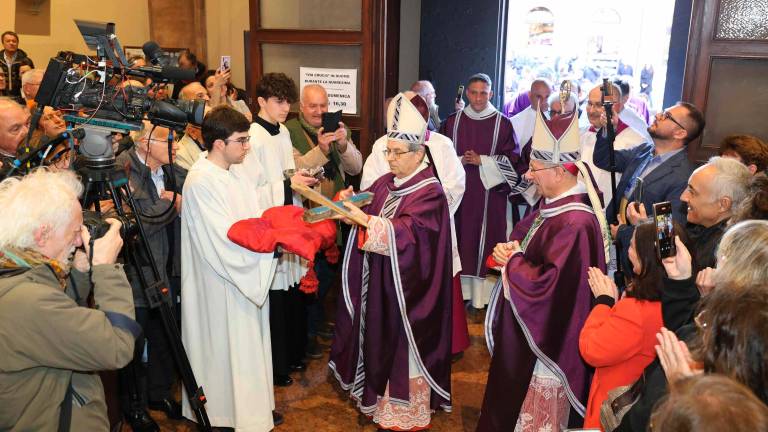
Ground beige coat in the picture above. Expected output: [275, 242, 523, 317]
[0, 264, 138, 431]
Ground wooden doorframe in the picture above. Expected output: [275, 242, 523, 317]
[681, 0, 768, 162]
[247, 0, 400, 156]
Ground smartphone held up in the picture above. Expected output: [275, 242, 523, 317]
[653, 201, 676, 259]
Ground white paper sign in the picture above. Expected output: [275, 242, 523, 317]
[300, 67, 358, 115]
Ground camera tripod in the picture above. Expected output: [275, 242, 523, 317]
[79, 158, 212, 432]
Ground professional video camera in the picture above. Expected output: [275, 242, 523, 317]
[6, 20, 205, 174]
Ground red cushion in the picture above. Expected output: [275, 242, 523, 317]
[228, 205, 338, 261]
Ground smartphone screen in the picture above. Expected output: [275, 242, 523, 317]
[456, 85, 464, 103]
[653, 201, 676, 259]
[220, 55, 231, 71]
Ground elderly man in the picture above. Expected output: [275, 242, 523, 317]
[175, 82, 210, 170]
[411, 79, 464, 131]
[115, 121, 185, 430]
[594, 102, 703, 276]
[440, 73, 522, 309]
[579, 83, 645, 208]
[718, 134, 768, 175]
[479, 109, 609, 431]
[361, 91, 469, 355]
[20, 69, 43, 107]
[0, 97, 30, 168]
[1, 31, 32, 101]
[285, 83, 362, 355]
[286, 83, 362, 197]
[330, 92, 453, 431]
[0, 169, 139, 431]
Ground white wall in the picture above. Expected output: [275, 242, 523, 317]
[205, 0, 250, 89]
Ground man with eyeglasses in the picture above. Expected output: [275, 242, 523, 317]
[579, 83, 645, 209]
[479, 108, 609, 431]
[439, 73, 523, 311]
[362, 91, 470, 357]
[182, 105, 301, 430]
[593, 101, 703, 280]
[113, 120, 185, 431]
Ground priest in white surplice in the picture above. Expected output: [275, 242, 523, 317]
[181, 105, 278, 431]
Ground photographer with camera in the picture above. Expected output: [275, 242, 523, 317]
[0, 168, 140, 431]
[114, 119, 185, 431]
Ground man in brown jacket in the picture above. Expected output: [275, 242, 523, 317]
[0, 169, 140, 431]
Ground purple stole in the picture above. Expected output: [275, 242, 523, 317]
[477, 193, 607, 431]
[440, 110, 518, 279]
[329, 168, 454, 412]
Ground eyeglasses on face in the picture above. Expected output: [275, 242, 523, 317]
[528, 163, 559, 173]
[225, 136, 251, 145]
[383, 149, 413, 159]
[660, 110, 687, 132]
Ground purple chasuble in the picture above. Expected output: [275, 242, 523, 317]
[440, 110, 520, 279]
[329, 168, 454, 413]
[477, 192, 607, 431]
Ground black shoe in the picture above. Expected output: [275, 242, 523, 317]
[273, 410, 284, 426]
[289, 362, 307, 372]
[274, 374, 293, 387]
[125, 408, 160, 432]
[148, 398, 183, 420]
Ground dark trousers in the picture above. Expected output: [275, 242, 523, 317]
[306, 254, 339, 336]
[120, 306, 177, 412]
[269, 285, 309, 375]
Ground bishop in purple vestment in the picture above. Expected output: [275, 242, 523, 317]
[477, 109, 610, 431]
[330, 93, 453, 431]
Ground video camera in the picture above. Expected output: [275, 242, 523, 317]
[18, 20, 205, 172]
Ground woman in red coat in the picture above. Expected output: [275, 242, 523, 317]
[579, 220, 685, 430]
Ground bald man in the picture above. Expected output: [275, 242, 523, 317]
[175, 82, 210, 170]
[286, 84, 362, 199]
[285, 83, 362, 357]
[411, 79, 465, 131]
[0, 97, 30, 168]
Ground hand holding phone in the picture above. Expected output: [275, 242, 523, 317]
[220, 55, 231, 72]
[321, 110, 343, 133]
[653, 201, 676, 259]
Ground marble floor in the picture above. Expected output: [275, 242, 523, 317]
[126, 308, 489, 432]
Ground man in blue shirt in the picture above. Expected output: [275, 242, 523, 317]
[593, 101, 704, 276]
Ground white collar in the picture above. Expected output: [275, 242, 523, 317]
[545, 180, 586, 204]
[393, 158, 430, 187]
[462, 103, 498, 120]
[136, 151, 164, 177]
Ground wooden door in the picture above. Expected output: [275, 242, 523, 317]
[682, 0, 768, 162]
[247, 0, 400, 156]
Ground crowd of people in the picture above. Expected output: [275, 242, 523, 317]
[1, 29, 768, 432]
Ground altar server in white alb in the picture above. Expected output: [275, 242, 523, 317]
[241, 72, 319, 386]
[181, 105, 278, 431]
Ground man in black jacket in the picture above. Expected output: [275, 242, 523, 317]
[116, 120, 186, 431]
[1, 31, 32, 102]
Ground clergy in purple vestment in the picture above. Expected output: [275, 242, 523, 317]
[477, 108, 610, 431]
[329, 93, 453, 431]
[439, 73, 527, 309]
